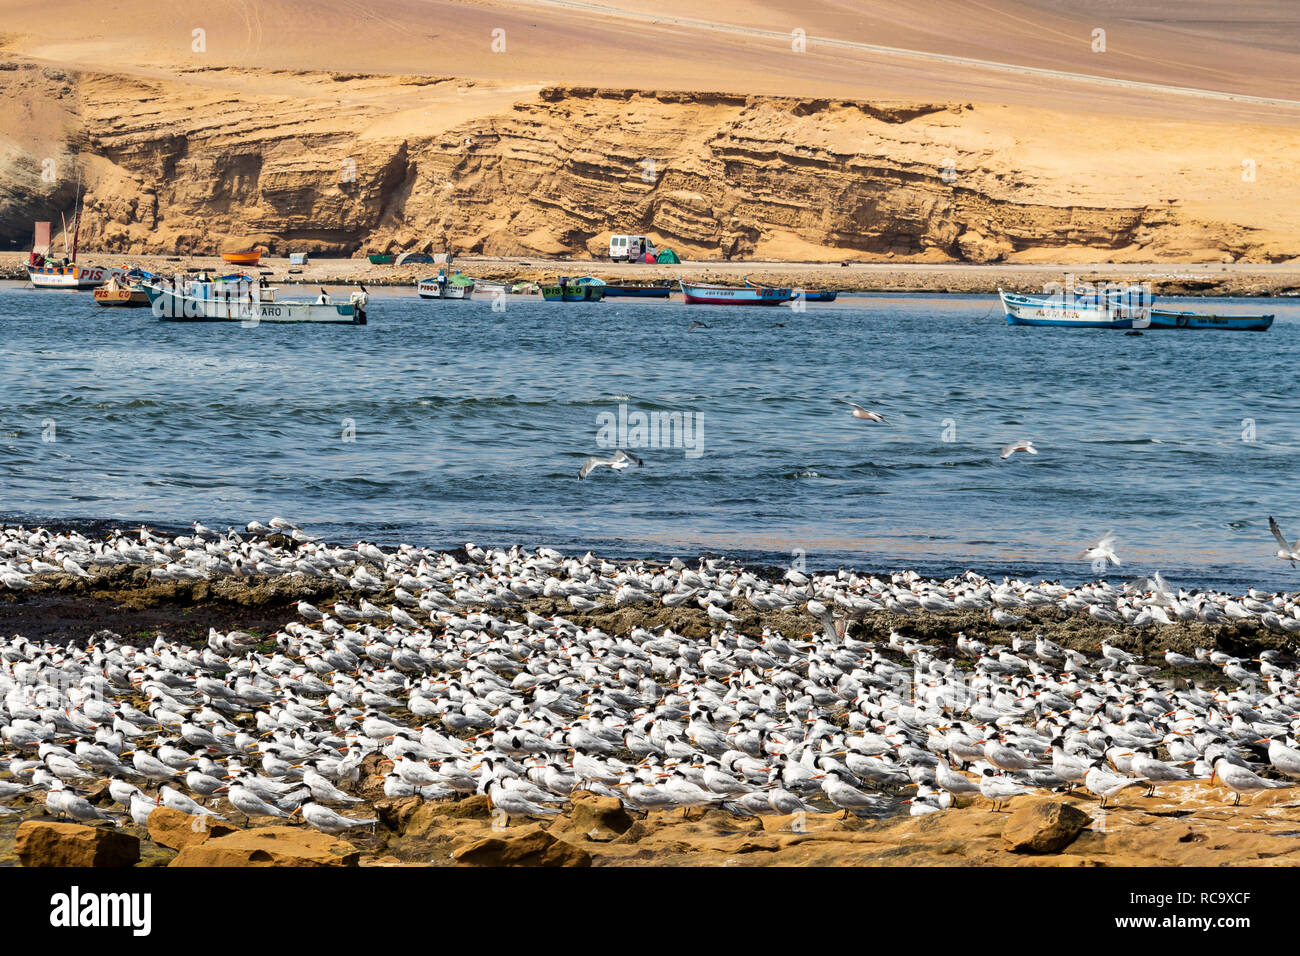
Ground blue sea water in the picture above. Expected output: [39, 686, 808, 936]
[1, 283, 1297, 592]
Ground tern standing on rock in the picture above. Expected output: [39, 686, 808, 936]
[934, 756, 980, 800]
[1084, 762, 1146, 809]
[292, 803, 376, 834]
[1211, 758, 1288, 806]
[821, 773, 885, 818]
[978, 771, 1032, 811]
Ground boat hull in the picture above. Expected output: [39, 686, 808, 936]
[1147, 309, 1274, 331]
[542, 284, 605, 302]
[999, 290, 1138, 328]
[143, 284, 365, 324]
[681, 281, 792, 305]
[416, 279, 473, 299]
[93, 286, 150, 307]
[28, 264, 126, 289]
[744, 279, 832, 303]
[603, 286, 672, 298]
[221, 251, 262, 266]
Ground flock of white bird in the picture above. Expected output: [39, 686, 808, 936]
[2, 518, 1300, 843]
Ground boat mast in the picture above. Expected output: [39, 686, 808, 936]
[70, 166, 82, 265]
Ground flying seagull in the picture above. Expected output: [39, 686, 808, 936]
[834, 398, 888, 423]
[1082, 532, 1121, 568]
[1269, 516, 1299, 565]
[1000, 440, 1037, 460]
[578, 449, 643, 480]
[688, 321, 709, 332]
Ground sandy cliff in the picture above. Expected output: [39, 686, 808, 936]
[1, 0, 1299, 262]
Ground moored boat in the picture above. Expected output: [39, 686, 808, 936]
[92, 271, 152, 307]
[475, 280, 537, 296]
[603, 282, 674, 298]
[29, 262, 128, 289]
[221, 250, 262, 267]
[998, 288, 1145, 329]
[416, 271, 475, 300]
[542, 276, 605, 302]
[142, 275, 367, 324]
[1147, 308, 1274, 332]
[26, 178, 127, 289]
[26, 218, 125, 289]
[680, 280, 792, 305]
[745, 278, 834, 302]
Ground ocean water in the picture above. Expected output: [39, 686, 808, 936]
[1, 283, 1297, 592]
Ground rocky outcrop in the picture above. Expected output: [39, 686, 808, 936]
[550, 792, 636, 843]
[15, 821, 140, 867]
[1, 65, 1293, 263]
[451, 825, 592, 867]
[1001, 800, 1091, 854]
[168, 826, 360, 866]
[146, 807, 238, 851]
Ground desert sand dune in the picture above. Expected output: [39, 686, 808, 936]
[4, 0, 1299, 113]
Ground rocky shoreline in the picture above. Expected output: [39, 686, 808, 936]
[2, 522, 1299, 867]
[9, 781, 1300, 867]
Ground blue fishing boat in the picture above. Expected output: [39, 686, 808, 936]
[1147, 308, 1274, 332]
[998, 288, 1146, 329]
[602, 282, 673, 298]
[746, 279, 835, 302]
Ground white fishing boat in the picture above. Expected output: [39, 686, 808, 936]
[26, 173, 127, 289]
[998, 287, 1150, 329]
[142, 276, 367, 324]
[29, 262, 129, 289]
[416, 271, 475, 299]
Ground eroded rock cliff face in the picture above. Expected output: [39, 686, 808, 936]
[0, 64, 1290, 262]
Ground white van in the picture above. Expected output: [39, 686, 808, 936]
[609, 235, 657, 262]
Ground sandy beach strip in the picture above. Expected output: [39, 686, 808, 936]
[4, 254, 1300, 296]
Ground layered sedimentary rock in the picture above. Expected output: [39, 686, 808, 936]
[1, 64, 1293, 262]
